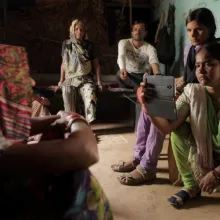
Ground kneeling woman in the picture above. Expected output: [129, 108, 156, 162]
[141, 42, 220, 207]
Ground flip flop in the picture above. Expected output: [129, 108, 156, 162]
[168, 188, 201, 207]
[111, 159, 139, 172]
[117, 165, 156, 186]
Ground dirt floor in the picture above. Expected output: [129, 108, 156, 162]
[91, 122, 220, 220]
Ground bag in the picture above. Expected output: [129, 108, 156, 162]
[156, 25, 175, 65]
[156, 4, 175, 66]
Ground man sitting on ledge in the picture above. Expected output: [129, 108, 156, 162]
[116, 20, 161, 91]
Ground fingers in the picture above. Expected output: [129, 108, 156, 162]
[120, 71, 128, 80]
[208, 187, 214, 194]
[203, 186, 214, 194]
[121, 75, 128, 80]
[57, 110, 68, 118]
[199, 181, 204, 190]
[140, 81, 155, 104]
[200, 182, 215, 194]
[43, 98, 50, 106]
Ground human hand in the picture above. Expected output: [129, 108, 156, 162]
[140, 78, 154, 104]
[144, 72, 150, 77]
[120, 69, 128, 80]
[56, 111, 86, 129]
[41, 97, 50, 106]
[51, 81, 63, 93]
[56, 110, 70, 123]
[199, 170, 219, 194]
[97, 81, 103, 91]
[49, 85, 60, 93]
[175, 78, 185, 93]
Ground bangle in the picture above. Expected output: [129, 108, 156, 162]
[212, 169, 220, 181]
[40, 97, 45, 104]
[66, 113, 88, 129]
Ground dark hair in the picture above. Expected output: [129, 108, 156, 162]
[199, 42, 220, 61]
[132, 20, 146, 29]
[186, 8, 216, 38]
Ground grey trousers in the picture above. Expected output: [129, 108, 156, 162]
[62, 83, 97, 123]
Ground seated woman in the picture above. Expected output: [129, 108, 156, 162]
[0, 44, 112, 219]
[141, 42, 220, 207]
[57, 19, 102, 123]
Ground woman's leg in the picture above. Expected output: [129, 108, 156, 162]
[169, 122, 201, 207]
[134, 110, 152, 161]
[62, 86, 77, 112]
[139, 121, 165, 174]
[111, 110, 150, 172]
[79, 83, 97, 123]
[116, 112, 165, 185]
[171, 122, 199, 191]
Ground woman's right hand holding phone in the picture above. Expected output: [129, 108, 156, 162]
[140, 79, 154, 113]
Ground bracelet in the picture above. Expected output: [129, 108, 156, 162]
[66, 113, 88, 130]
[40, 97, 45, 104]
[212, 169, 220, 181]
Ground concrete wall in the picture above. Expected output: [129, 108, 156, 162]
[153, 0, 220, 77]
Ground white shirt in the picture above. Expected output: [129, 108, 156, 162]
[117, 38, 159, 73]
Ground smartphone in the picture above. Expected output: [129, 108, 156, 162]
[145, 75, 177, 120]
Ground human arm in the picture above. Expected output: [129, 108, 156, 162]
[151, 63, 161, 75]
[30, 115, 62, 135]
[117, 40, 128, 80]
[199, 167, 220, 194]
[140, 80, 189, 135]
[147, 45, 161, 75]
[32, 94, 50, 106]
[0, 120, 98, 176]
[53, 60, 65, 92]
[175, 76, 185, 93]
[146, 114, 186, 136]
[92, 58, 102, 89]
[59, 59, 65, 85]
[56, 41, 66, 90]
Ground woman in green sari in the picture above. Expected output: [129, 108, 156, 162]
[141, 42, 220, 207]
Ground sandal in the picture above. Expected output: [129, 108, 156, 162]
[111, 158, 140, 172]
[117, 165, 156, 186]
[168, 188, 201, 207]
